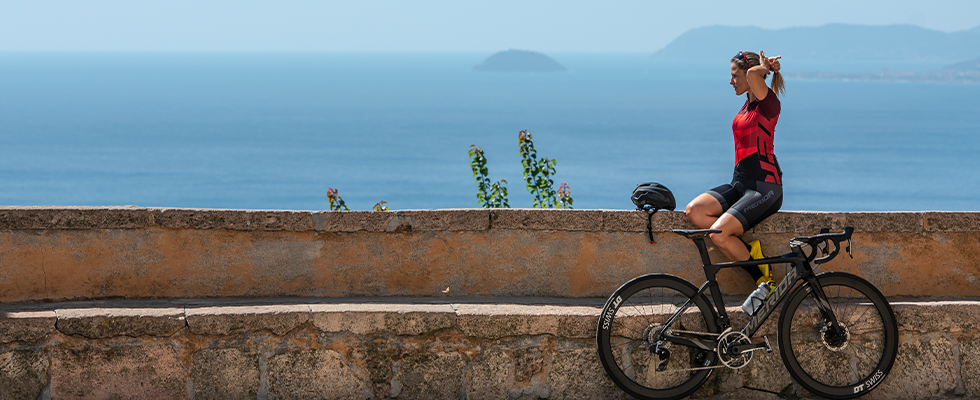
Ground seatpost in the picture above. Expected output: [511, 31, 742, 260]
[691, 237, 713, 266]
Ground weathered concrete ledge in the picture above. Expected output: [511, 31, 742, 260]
[1, 207, 979, 302]
[0, 298, 977, 400]
[1, 206, 977, 233]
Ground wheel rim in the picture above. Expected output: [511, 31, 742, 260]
[598, 276, 718, 399]
[781, 275, 897, 397]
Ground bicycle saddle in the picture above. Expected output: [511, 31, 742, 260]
[672, 229, 722, 239]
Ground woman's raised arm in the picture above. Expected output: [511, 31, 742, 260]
[746, 50, 781, 101]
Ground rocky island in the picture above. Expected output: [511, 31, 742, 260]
[473, 49, 566, 72]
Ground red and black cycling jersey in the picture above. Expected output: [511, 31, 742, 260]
[732, 88, 782, 186]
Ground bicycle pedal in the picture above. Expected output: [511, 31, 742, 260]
[763, 336, 773, 353]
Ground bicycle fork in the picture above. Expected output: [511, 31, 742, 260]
[802, 274, 849, 343]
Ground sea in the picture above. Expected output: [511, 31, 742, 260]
[0, 52, 977, 212]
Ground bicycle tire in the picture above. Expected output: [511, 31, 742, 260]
[778, 272, 898, 399]
[596, 274, 720, 400]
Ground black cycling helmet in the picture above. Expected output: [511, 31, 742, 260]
[632, 182, 676, 211]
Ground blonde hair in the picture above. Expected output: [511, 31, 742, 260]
[732, 51, 785, 97]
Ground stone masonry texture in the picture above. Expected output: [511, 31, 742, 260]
[2, 208, 979, 399]
[0, 300, 976, 399]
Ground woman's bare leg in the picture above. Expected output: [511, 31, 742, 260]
[686, 193, 751, 262]
[685, 193, 724, 229]
[709, 214, 750, 262]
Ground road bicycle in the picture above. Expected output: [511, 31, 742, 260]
[596, 226, 898, 400]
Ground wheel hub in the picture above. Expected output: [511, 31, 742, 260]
[643, 323, 669, 347]
[821, 323, 851, 351]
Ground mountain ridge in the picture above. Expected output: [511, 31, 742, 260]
[654, 24, 980, 62]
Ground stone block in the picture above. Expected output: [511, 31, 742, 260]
[56, 307, 185, 338]
[600, 210, 694, 233]
[845, 212, 924, 233]
[192, 348, 259, 400]
[600, 210, 648, 232]
[510, 346, 546, 385]
[268, 350, 369, 400]
[466, 348, 514, 400]
[958, 334, 980, 398]
[752, 211, 847, 234]
[150, 208, 314, 231]
[398, 209, 490, 232]
[924, 212, 980, 233]
[456, 304, 598, 339]
[865, 334, 958, 400]
[311, 304, 455, 336]
[0, 350, 48, 400]
[732, 346, 794, 396]
[454, 305, 546, 339]
[547, 345, 625, 400]
[490, 209, 603, 231]
[893, 301, 980, 334]
[0, 206, 149, 230]
[313, 211, 392, 232]
[186, 305, 309, 336]
[0, 310, 56, 344]
[389, 351, 465, 400]
[50, 344, 187, 399]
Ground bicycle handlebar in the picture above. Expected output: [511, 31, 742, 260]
[790, 226, 854, 264]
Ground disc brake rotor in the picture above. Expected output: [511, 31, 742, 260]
[821, 323, 851, 351]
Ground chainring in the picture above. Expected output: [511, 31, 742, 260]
[717, 330, 752, 369]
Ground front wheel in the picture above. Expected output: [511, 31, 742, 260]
[778, 272, 898, 399]
[596, 274, 720, 400]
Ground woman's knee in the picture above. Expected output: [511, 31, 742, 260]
[684, 201, 699, 219]
[685, 195, 719, 224]
[710, 214, 744, 239]
[685, 204, 712, 228]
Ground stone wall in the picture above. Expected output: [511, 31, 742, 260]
[2, 208, 980, 399]
[1, 207, 978, 302]
[1, 299, 978, 400]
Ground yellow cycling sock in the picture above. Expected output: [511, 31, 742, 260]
[748, 240, 771, 286]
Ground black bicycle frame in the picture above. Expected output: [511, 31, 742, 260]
[657, 235, 841, 351]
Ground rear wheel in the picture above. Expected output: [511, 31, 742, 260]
[596, 274, 720, 400]
[778, 272, 898, 399]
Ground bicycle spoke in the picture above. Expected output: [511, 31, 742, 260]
[780, 274, 897, 398]
[597, 275, 719, 399]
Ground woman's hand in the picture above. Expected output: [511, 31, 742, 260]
[747, 50, 782, 100]
[760, 50, 781, 74]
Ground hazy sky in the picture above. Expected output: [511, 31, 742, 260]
[1, 0, 978, 52]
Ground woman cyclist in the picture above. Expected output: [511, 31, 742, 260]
[685, 50, 785, 286]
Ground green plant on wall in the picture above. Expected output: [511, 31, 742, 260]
[327, 188, 349, 211]
[469, 131, 573, 209]
[468, 145, 510, 208]
[328, 188, 391, 211]
[372, 201, 389, 211]
[557, 182, 573, 209]
[519, 130, 562, 208]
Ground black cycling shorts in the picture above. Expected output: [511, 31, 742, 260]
[707, 180, 783, 232]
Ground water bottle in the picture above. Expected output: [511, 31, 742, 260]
[741, 282, 772, 316]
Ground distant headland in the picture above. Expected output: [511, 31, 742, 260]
[473, 49, 566, 73]
[654, 23, 980, 84]
[653, 23, 980, 62]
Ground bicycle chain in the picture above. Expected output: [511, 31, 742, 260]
[656, 346, 772, 373]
